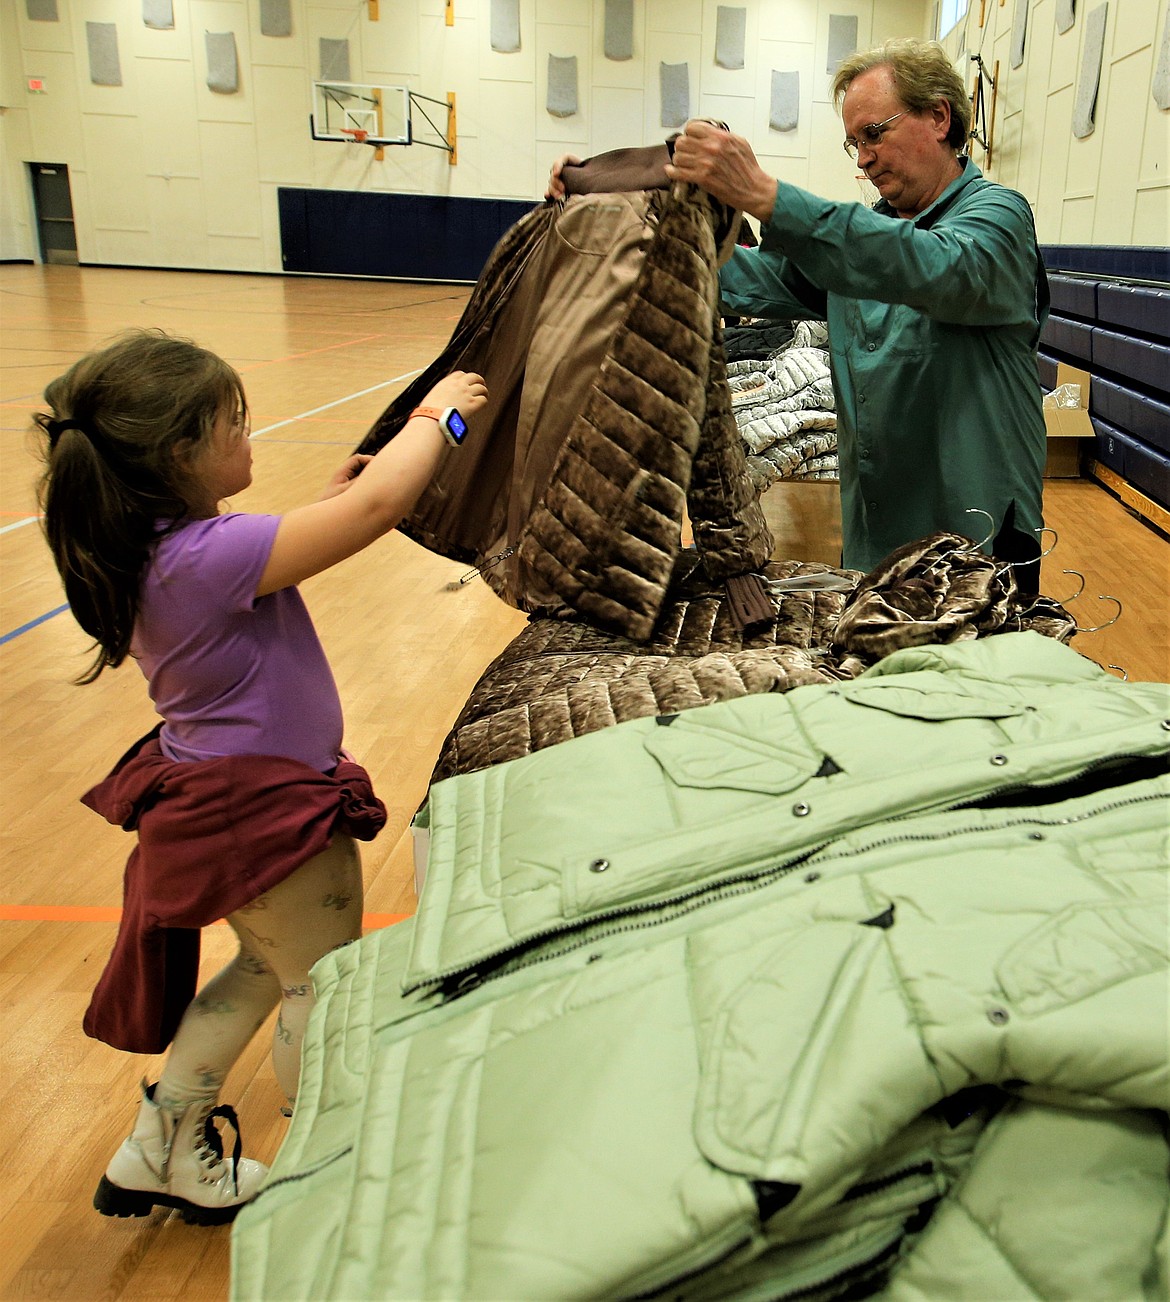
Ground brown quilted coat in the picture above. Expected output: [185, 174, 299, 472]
[357, 180, 773, 641]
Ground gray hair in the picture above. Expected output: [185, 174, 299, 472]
[832, 38, 971, 152]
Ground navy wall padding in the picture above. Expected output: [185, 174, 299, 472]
[1092, 327, 1170, 393]
[1040, 245, 1170, 282]
[1092, 377, 1170, 456]
[1042, 315, 1094, 361]
[1091, 420, 1170, 507]
[1039, 245, 1169, 509]
[1047, 273, 1097, 319]
[1090, 416, 1129, 478]
[1097, 282, 1170, 341]
[278, 188, 539, 282]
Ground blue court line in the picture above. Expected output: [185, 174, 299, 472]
[0, 603, 69, 645]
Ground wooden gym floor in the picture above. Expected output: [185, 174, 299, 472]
[1, 263, 1167, 1300]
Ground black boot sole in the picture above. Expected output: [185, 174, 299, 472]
[93, 1174, 243, 1225]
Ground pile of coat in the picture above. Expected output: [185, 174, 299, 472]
[727, 320, 839, 491]
[231, 634, 1170, 1300]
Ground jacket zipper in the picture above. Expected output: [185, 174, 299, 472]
[422, 776, 1167, 999]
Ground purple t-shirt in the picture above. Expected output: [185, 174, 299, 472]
[132, 513, 344, 772]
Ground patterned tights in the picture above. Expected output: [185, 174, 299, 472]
[154, 833, 363, 1112]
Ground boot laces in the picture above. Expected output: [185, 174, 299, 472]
[194, 1103, 244, 1196]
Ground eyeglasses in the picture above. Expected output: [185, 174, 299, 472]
[842, 111, 905, 160]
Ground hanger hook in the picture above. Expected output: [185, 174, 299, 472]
[1033, 526, 1058, 560]
[1052, 568, 1085, 604]
[1074, 594, 1123, 634]
[963, 507, 996, 552]
[1106, 663, 1129, 682]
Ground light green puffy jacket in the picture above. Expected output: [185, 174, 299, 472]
[232, 633, 1170, 1300]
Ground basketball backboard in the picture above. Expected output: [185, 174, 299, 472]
[311, 81, 410, 146]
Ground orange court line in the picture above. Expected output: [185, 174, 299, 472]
[0, 904, 409, 928]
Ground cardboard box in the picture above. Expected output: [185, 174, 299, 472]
[1043, 362, 1095, 478]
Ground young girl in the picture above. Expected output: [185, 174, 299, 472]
[36, 328, 487, 1224]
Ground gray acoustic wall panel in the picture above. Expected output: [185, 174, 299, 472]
[26, 0, 58, 21]
[1154, 5, 1170, 110]
[206, 31, 239, 94]
[1056, 0, 1076, 34]
[715, 7, 746, 70]
[142, 0, 174, 29]
[1011, 0, 1029, 68]
[826, 15, 858, 73]
[319, 38, 350, 82]
[660, 61, 690, 128]
[491, 0, 521, 53]
[770, 70, 799, 131]
[547, 55, 578, 117]
[260, 0, 292, 38]
[1073, 2, 1108, 137]
[604, 0, 633, 61]
[87, 22, 122, 86]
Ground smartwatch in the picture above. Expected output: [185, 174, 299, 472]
[410, 405, 468, 447]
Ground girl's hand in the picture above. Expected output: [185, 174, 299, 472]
[419, 370, 489, 417]
[319, 454, 372, 500]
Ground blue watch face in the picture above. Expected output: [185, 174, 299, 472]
[446, 409, 468, 443]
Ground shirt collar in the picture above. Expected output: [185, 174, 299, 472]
[873, 155, 983, 227]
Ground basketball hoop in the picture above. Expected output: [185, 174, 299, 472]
[855, 173, 880, 208]
[340, 127, 369, 144]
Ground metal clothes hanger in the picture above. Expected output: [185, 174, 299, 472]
[1072, 594, 1123, 634]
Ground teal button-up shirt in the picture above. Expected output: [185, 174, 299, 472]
[719, 159, 1049, 572]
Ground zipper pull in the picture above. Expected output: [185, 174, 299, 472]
[447, 546, 515, 590]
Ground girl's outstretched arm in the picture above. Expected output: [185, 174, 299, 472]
[255, 370, 487, 597]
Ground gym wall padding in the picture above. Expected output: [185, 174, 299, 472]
[1039, 245, 1170, 510]
[277, 188, 537, 284]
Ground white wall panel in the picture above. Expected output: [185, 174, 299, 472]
[21, 50, 84, 165]
[362, 3, 422, 79]
[1034, 83, 1072, 236]
[760, 0, 817, 44]
[200, 118, 262, 235]
[1132, 184, 1169, 244]
[1059, 191, 1094, 240]
[648, 0, 703, 36]
[137, 56, 201, 178]
[145, 174, 209, 266]
[253, 63, 314, 182]
[17, 0, 76, 54]
[588, 84, 645, 151]
[420, 11, 479, 150]
[82, 112, 147, 229]
[477, 78, 537, 195]
[1091, 43, 1149, 243]
[207, 230, 265, 267]
[697, 91, 756, 135]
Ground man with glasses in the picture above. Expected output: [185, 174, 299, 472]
[663, 38, 1049, 593]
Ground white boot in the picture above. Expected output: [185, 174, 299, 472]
[94, 1081, 268, 1225]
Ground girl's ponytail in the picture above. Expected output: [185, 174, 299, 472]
[35, 330, 245, 683]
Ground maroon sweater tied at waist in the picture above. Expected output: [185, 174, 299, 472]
[80, 729, 387, 1054]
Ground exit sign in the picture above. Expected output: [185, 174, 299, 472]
[27, 77, 46, 93]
